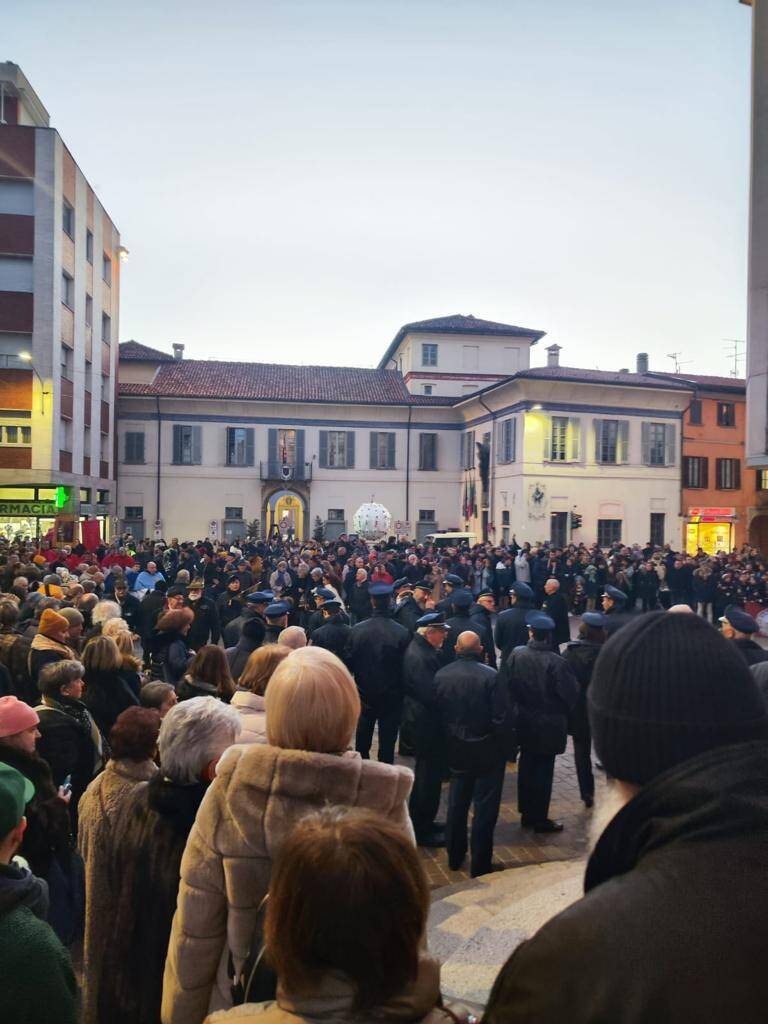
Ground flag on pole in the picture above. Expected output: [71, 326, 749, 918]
[81, 519, 101, 552]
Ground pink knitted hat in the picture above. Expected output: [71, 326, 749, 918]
[0, 696, 40, 738]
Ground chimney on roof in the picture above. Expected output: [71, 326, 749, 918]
[546, 343, 561, 368]
[636, 352, 649, 374]
[172, 343, 185, 361]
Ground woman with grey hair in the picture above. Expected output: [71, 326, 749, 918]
[86, 599, 123, 640]
[97, 697, 241, 1024]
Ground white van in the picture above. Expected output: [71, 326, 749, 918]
[424, 531, 478, 548]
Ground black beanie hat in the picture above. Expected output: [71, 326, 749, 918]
[588, 611, 768, 785]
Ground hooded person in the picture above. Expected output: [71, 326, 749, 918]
[484, 612, 768, 1024]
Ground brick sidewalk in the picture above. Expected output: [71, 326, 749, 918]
[396, 741, 605, 888]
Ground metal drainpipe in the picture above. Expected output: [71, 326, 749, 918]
[155, 396, 162, 526]
[478, 393, 496, 542]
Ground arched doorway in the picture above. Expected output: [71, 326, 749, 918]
[265, 490, 306, 543]
[749, 513, 768, 553]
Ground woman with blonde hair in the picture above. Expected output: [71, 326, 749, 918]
[230, 645, 290, 744]
[113, 629, 143, 698]
[178, 645, 235, 703]
[82, 635, 139, 736]
[163, 647, 415, 1024]
[205, 808, 452, 1024]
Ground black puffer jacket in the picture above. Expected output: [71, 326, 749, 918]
[494, 601, 533, 662]
[485, 740, 768, 1024]
[501, 639, 578, 755]
[345, 610, 410, 708]
[435, 653, 514, 774]
[310, 615, 352, 661]
[563, 639, 603, 740]
[401, 633, 446, 757]
[149, 629, 192, 688]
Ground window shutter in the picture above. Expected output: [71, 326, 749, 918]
[702, 457, 709, 489]
[192, 426, 202, 465]
[496, 423, 505, 463]
[734, 460, 741, 490]
[245, 428, 254, 467]
[593, 418, 603, 463]
[387, 432, 396, 469]
[664, 424, 676, 466]
[137, 433, 145, 462]
[543, 419, 552, 462]
[172, 425, 182, 464]
[568, 418, 581, 462]
[370, 432, 378, 469]
[268, 428, 278, 474]
[295, 429, 305, 470]
[641, 422, 650, 465]
[618, 420, 629, 464]
[319, 431, 328, 468]
[225, 428, 233, 465]
[346, 431, 355, 468]
[431, 432, 438, 470]
[510, 418, 516, 462]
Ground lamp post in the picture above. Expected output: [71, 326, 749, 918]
[18, 351, 50, 413]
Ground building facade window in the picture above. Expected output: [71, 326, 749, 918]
[597, 519, 622, 547]
[683, 455, 708, 488]
[327, 508, 345, 521]
[421, 343, 438, 367]
[642, 422, 675, 466]
[594, 418, 629, 464]
[370, 431, 396, 469]
[650, 512, 665, 547]
[102, 253, 112, 285]
[172, 424, 202, 465]
[716, 458, 741, 490]
[86, 229, 93, 264]
[226, 427, 254, 466]
[101, 313, 111, 344]
[689, 399, 702, 425]
[717, 402, 735, 427]
[422, 384, 433, 395]
[124, 505, 143, 520]
[419, 432, 438, 471]
[546, 416, 581, 463]
[498, 418, 516, 464]
[418, 509, 435, 522]
[85, 293, 93, 327]
[461, 430, 475, 470]
[124, 431, 145, 464]
[757, 469, 768, 491]
[61, 271, 74, 309]
[0, 424, 31, 445]
[502, 509, 511, 545]
[319, 430, 354, 469]
[62, 201, 74, 238]
[60, 345, 73, 380]
[224, 506, 244, 520]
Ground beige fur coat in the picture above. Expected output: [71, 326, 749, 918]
[161, 744, 414, 1024]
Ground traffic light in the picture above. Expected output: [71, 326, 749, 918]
[571, 512, 583, 530]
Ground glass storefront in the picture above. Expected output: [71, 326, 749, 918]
[686, 508, 736, 555]
[0, 485, 111, 543]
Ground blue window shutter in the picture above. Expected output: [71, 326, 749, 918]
[319, 431, 328, 468]
[641, 422, 650, 465]
[510, 419, 516, 462]
[245, 428, 254, 466]
[192, 426, 202, 465]
[593, 418, 603, 463]
[268, 428, 278, 474]
[370, 432, 378, 469]
[346, 431, 355, 468]
[618, 420, 629, 464]
[568, 419, 581, 462]
[431, 433, 438, 470]
[172, 425, 182, 464]
[664, 424, 676, 466]
[295, 429, 305, 470]
[387, 432, 396, 469]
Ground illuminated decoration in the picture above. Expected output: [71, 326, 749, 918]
[55, 486, 71, 510]
[353, 501, 392, 538]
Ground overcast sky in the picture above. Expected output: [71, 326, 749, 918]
[5, 0, 754, 375]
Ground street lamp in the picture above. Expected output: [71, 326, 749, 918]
[18, 351, 50, 413]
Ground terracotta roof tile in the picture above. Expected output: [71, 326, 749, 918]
[378, 313, 546, 368]
[119, 340, 176, 362]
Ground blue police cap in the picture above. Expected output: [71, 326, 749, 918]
[393, 578, 412, 591]
[451, 590, 473, 609]
[604, 585, 627, 604]
[476, 589, 494, 599]
[246, 591, 273, 604]
[582, 611, 608, 628]
[264, 602, 290, 617]
[444, 574, 464, 587]
[413, 581, 433, 593]
[369, 582, 394, 597]
[721, 604, 759, 634]
[510, 582, 533, 600]
[315, 587, 336, 600]
[526, 611, 555, 630]
[322, 598, 342, 610]
[416, 612, 450, 629]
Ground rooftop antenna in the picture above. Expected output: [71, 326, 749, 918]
[667, 352, 692, 374]
[723, 338, 745, 378]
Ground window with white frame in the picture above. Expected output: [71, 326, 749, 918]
[546, 416, 581, 462]
[61, 272, 74, 309]
[370, 431, 396, 469]
[594, 418, 629, 464]
[102, 253, 112, 285]
[226, 427, 254, 466]
[101, 313, 111, 344]
[642, 422, 675, 467]
[328, 431, 348, 468]
[62, 201, 74, 238]
[497, 418, 516, 464]
[0, 423, 31, 445]
[421, 343, 438, 367]
[172, 424, 202, 465]
[419, 432, 438, 470]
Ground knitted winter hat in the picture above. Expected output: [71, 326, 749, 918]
[588, 611, 768, 785]
[38, 608, 70, 639]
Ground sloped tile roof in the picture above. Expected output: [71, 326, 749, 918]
[119, 340, 176, 362]
[518, 365, 692, 390]
[647, 371, 745, 393]
[118, 358, 424, 405]
[378, 313, 546, 368]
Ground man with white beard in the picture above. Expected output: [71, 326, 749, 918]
[484, 612, 768, 1023]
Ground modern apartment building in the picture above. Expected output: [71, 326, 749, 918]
[0, 63, 120, 542]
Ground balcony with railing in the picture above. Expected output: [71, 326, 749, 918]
[259, 461, 312, 482]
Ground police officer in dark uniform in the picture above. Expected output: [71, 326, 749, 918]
[720, 605, 768, 666]
[263, 601, 289, 644]
[436, 574, 465, 615]
[304, 587, 349, 638]
[502, 611, 579, 832]
[393, 579, 422, 634]
[602, 585, 634, 636]
[471, 589, 497, 669]
[309, 598, 351, 660]
[402, 612, 451, 846]
[494, 582, 534, 663]
[445, 590, 488, 663]
[222, 591, 272, 647]
[345, 582, 411, 764]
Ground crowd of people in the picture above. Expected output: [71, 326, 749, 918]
[0, 528, 768, 1022]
